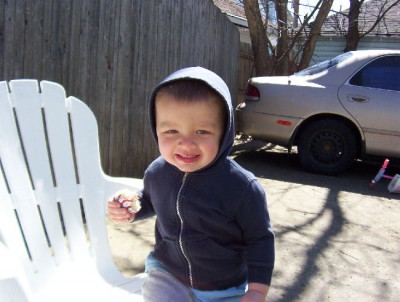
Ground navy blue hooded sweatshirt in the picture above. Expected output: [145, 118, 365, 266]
[135, 67, 275, 291]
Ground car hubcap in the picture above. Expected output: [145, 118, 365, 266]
[311, 131, 344, 163]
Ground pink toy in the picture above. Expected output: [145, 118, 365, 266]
[370, 159, 391, 186]
[370, 159, 400, 193]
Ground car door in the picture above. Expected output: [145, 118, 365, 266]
[337, 55, 400, 158]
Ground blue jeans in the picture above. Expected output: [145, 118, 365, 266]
[143, 252, 247, 302]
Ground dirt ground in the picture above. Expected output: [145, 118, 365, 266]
[107, 140, 400, 302]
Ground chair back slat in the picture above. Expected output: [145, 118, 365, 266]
[39, 81, 90, 260]
[69, 96, 145, 284]
[0, 82, 33, 277]
[9, 80, 71, 268]
[0, 81, 56, 280]
[68, 97, 120, 277]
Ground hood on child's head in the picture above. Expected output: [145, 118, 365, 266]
[149, 66, 235, 170]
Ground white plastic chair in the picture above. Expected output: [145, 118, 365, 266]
[0, 80, 145, 301]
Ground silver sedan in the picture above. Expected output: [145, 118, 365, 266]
[237, 49, 400, 175]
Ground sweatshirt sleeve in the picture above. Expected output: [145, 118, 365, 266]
[132, 170, 156, 221]
[236, 179, 275, 285]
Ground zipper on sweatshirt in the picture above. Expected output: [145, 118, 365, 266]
[176, 172, 194, 287]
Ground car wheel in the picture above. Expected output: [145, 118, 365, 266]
[297, 119, 357, 175]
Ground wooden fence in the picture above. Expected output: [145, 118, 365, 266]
[237, 42, 255, 107]
[1, 0, 240, 177]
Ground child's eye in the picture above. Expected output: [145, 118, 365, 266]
[166, 130, 178, 134]
[196, 130, 210, 135]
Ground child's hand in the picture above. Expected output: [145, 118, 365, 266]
[240, 283, 269, 302]
[107, 190, 141, 224]
[107, 200, 135, 223]
[240, 290, 265, 302]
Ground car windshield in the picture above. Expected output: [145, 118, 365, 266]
[295, 52, 353, 76]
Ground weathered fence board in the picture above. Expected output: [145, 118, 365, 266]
[1, 0, 240, 177]
[238, 42, 255, 106]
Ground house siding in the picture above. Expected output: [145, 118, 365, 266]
[306, 0, 400, 65]
[309, 36, 400, 65]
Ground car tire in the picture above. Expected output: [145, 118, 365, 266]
[297, 119, 357, 175]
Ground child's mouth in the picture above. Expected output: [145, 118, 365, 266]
[176, 153, 199, 163]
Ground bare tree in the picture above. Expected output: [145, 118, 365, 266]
[243, 0, 274, 75]
[275, 0, 290, 74]
[292, 0, 300, 28]
[297, 0, 334, 70]
[344, 0, 364, 51]
[344, 0, 400, 51]
[242, 0, 334, 76]
[241, 0, 400, 75]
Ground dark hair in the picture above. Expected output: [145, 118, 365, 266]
[155, 79, 227, 127]
[156, 79, 222, 103]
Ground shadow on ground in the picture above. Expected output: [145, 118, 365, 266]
[231, 140, 400, 301]
[231, 139, 400, 199]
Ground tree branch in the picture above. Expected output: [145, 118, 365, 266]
[360, 0, 400, 38]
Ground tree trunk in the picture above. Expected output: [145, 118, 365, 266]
[344, 0, 363, 52]
[243, 0, 273, 75]
[275, 0, 290, 75]
[298, 0, 334, 70]
[292, 0, 300, 28]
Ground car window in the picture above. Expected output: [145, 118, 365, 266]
[349, 56, 400, 91]
[295, 52, 353, 76]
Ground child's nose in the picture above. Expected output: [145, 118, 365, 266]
[178, 135, 196, 146]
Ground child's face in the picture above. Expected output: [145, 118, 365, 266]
[155, 94, 224, 173]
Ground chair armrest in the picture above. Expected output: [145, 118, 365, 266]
[103, 176, 144, 200]
[111, 177, 144, 190]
